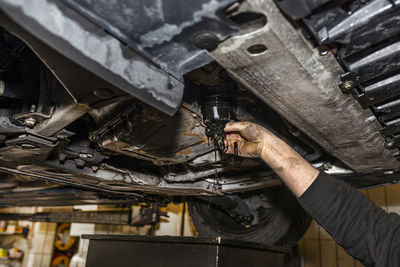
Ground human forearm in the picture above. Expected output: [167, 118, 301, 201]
[259, 131, 319, 197]
[225, 121, 400, 265]
[224, 121, 319, 197]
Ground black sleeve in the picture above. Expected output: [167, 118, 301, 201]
[297, 171, 400, 267]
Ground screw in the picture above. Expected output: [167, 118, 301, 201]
[323, 162, 332, 170]
[58, 153, 67, 163]
[74, 159, 85, 168]
[29, 105, 36, 113]
[24, 117, 36, 127]
[385, 141, 395, 148]
[341, 80, 354, 91]
[365, 116, 375, 123]
[318, 45, 329, 56]
[291, 130, 301, 137]
[79, 153, 93, 159]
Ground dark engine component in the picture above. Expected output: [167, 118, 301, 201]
[0, 80, 25, 100]
[274, 0, 331, 19]
[201, 96, 233, 151]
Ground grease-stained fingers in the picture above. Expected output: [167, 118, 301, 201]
[225, 138, 235, 154]
[234, 142, 238, 155]
[225, 133, 241, 141]
[224, 122, 252, 133]
[222, 131, 240, 150]
[225, 138, 241, 154]
[225, 133, 242, 153]
[235, 140, 249, 156]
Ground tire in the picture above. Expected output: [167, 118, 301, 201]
[188, 186, 311, 247]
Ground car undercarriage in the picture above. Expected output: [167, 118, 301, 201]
[0, 0, 398, 246]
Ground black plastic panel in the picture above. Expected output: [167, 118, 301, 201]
[301, 0, 400, 152]
[83, 235, 291, 267]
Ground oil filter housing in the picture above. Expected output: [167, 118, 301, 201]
[201, 95, 232, 151]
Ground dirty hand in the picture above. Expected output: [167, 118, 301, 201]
[224, 121, 268, 158]
[225, 121, 319, 197]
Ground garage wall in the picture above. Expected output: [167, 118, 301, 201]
[24, 221, 56, 267]
[298, 183, 400, 267]
[0, 203, 196, 267]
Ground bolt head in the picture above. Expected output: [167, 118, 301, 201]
[385, 141, 395, 148]
[29, 105, 36, 113]
[318, 45, 329, 56]
[342, 80, 354, 91]
[24, 117, 36, 127]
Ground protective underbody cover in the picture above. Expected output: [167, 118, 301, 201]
[212, 0, 399, 173]
[0, 0, 238, 116]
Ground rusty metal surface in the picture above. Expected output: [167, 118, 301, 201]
[212, 0, 399, 172]
[0, 134, 58, 167]
[89, 100, 263, 182]
[91, 102, 213, 165]
[1, 164, 280, 196]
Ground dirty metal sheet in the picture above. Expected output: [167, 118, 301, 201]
[212, 0, 399, 172]
[60, 0, 238, 78]
[0, 0, 184, 115]
[91, 103, 213, 165]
